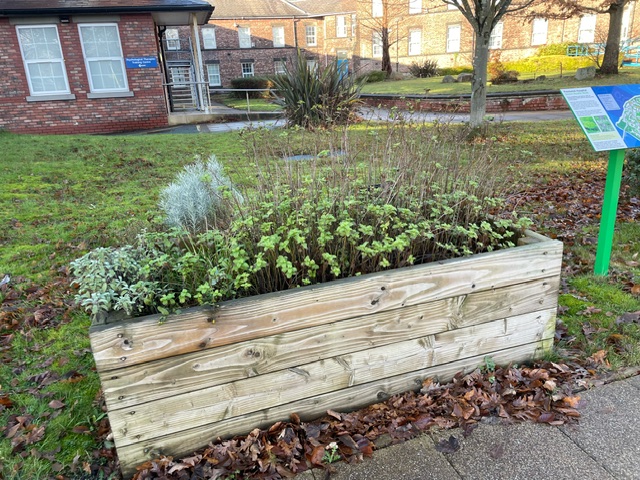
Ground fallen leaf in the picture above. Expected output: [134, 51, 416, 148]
[616, 311, 640, 325]
[435, 435, 460, 454]
[48, 400, 65, 410]
[488, 443, 504, 459]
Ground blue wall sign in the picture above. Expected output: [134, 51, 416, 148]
[125, 57, 158, 69]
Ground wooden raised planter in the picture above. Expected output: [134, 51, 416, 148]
[89, 230, 562, 477]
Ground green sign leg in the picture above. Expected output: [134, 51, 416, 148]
[594, 149, 626, 276]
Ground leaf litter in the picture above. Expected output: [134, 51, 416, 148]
[132, 361, 589, 480]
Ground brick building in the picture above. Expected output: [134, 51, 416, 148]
[357, 0, 640, 74]
[0, 0, 213, 135]
[163, 0, 357, 90]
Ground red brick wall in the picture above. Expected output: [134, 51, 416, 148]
[361, 93, 568, 113]
[169, 16, 355, 88]
[0, 14, 168, 135]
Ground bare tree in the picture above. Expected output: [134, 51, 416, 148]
[430, 0, 537, 128]
[553, 0, 633, 74]
[358, 0, 412, 76]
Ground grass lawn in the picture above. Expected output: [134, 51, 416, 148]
[361, 68, 640, 95]
[1, 120, 640, 478]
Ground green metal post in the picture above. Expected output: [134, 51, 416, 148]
[594, 148, 626, 276]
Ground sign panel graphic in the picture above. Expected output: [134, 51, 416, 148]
[561, 85, 640, 151]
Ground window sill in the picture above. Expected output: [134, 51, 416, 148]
[87, 91, 134, 99]
[26, 94, 76, 102]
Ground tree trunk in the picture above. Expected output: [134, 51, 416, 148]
[470, 30, 490, 128]
[601, 2, 625, 75]
[381, 28, 392, 77]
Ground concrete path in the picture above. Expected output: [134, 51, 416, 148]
[295, 376, 640, 480]
[127, 107, 572, 135]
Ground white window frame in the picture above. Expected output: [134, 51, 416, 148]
[336, 16, 348, 38]
[372, 31, 383, 57]
[274, 60, 286, 75]
[408, 29, 421, 55]
[409, 0, 422, 14]
[272, 26, 285, 47]
[446, 24, 461, 52]
[306, 59, 318, 73]
[489, 21, 503, 49]
[16, 24, 71, 97]
[622, 3, 633, 41]
[165, 28, 180, 50]
[202, 27, 217, 49]
[241, 62, 254, 78]
[351, 14, 357, 37]
[531, 17, 548, 46]
[372, 0, 383, 18]
[238, 27, 252, 49]
[305, 25, 317, 46]
[578, 14, 596, 44]
[207, 64, 221, 86]
[78, 23, 129, 94]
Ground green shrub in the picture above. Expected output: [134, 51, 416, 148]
[504, 55, 596, 74]
[158, 155, 241, 234]
[437, 66, 473, 76]
[71, 123, 531, 318]
[408, 59, 439, 78]
[624, 149, 640, 196]
[270, 52, 364, 129]
[229, 76, 275, 98]
[536, 42, 575, 56]
[358, 70, 387, 83]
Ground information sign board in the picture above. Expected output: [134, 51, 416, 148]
[125, 57, 158, 69]
[561, 85, 640, 151]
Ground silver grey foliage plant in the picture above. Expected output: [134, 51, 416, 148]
[159, 155, 241, 233]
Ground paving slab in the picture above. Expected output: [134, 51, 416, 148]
[560, 380, 640, 479]
[295, 436, 461, 480]
[205, 119, 283, 132]
[626, 375, 640, 390]
[429, 421, 615, 480]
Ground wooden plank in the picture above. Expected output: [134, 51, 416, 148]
[108, 308, 555, 448]
[116, 338, 553, 476]
[90, 238, 562, 371]
[101, 277, 560, 410]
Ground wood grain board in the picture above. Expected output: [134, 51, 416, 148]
[88, 231, 563, 477]
[116, 339, 553, 476]
[101, 276, 559, 411]
[90, 237, 562, 371]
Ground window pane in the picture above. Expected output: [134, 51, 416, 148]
[447, 25, 460, 52]
[19, 27, 62, 61]
[306, 25, 316, 46]
[166, 28, 180, 50]
[27, 61, 67, 93]
[88, 60, 125, 90]
[207, 64, 221, 85]
[79, 24, 127, 92]
[202, 28, 216, 49]
[489, 21, 503, 49]
[239, 27, 251, 48]
[372, 0, 383, 17]
[409, 30, 421, 55]
[273, 26, 285, 47]
[409, 0, 421, 14]
[81, 25, 121, 58]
